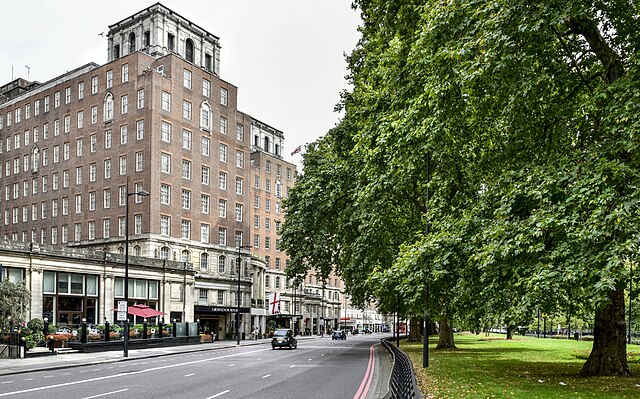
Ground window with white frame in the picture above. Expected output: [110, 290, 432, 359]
[91, 76, 98, 94]
[135, 151, 144, 171]
[161, 121, 171, 142]
[219, 116, 228, 134]
[235, 177, 243, 195]
[91, 106, 97, 124]
[235, 203, 243, 222]
[183, 69, 192, 89]
[106, 70, 113, 88]
[218, 227, 227, 246]
[181, 219, 191, 239]
[54, 91, 61, 108]
[103, 189, 111, 209]
[218, 171, 227, 190]
[122, 64, 129, 83]
[182, 129, 192, 149]
[105, 130, 112, 149]
[161, 91, 171, 111]
[201, 136, 210, 156]
[89, 191, 96, 211]
[220, 87, 228, 106]
[183, 100, 192, 120]
[161, 153, 171, 173]
[120, 125, 127, 144]
[219, 143, 228, 162]
[236, 124, 244, 141]
[201, 224, 209, 243]
[137, 89, 144, 108]
[103, 219, 110, 238]
[218, 199, 227, 218]
[182, 159, 191, 179]
[181, 189, 191, 210]
[78, 82, 85, 99]
[119, 155, 127, 175]
[121, 94, 128, 114]
[200, 102, 211, 130]
[89, 163, 96, 182]
[104, 93, 114, 120]
[202, 79, 211, 97]
[236, 151, 244, 168]
[201, 194, 210, 214]
[136, 120, 144, 140]
[201, 166, 210, 185]
[160, 184, 171, 205]
[77, 110, 84, 129]
[104, 159, 111, 178]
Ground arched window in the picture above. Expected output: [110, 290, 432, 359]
[200, 102, 211, 131]
[185, 38, 194, 63]
[218, 255, 226, 273]
[129, 32, 136, 53]
[181, 250, 190, 263]
[31, 146, 40, 173]
[200, 252, 209, 271]
[104, 93, 114, 121]
[263, 136, 270, 152]
[160, 246, 170, 259]
[117, 246, 124, 255]
[134, 245, 141, 256]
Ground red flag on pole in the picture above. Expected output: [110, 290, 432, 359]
[291, 145, 302, 156]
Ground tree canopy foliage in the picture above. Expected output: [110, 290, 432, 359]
[281, 0, 640, 376]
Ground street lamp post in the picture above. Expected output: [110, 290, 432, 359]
[123, 185, 149, 358]
[236, 244, 251, 345]
[630, 261, 633, 345]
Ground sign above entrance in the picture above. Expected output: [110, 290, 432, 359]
[194, 305, 250, 314]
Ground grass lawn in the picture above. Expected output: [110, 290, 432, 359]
[401, 333, 640, 399]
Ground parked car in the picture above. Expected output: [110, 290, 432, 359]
[271, 329, 297, 350]
[332, 330, 346, 340]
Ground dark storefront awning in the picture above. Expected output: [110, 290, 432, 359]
[195, 305, 250, 315]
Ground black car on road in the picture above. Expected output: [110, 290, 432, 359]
[271, 329, 297, 349]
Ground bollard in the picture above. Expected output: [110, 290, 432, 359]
[105, 321, 110, 342]
[143, 319, 148, 339]
[158, 320, 164, 339]
[81, 318, 88, 343]
[48, 337, 54, 352]
[172, 319, 177, 338]
[185, 321, 189, 337]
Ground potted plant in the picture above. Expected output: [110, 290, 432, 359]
[46, 333, 70, 348]
[88, 332, 102, 341]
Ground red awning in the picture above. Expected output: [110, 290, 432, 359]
[114, 304, 167, 318]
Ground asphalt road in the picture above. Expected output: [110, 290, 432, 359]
[0, 334, 390, 399]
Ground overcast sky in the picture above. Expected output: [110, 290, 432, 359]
[0, 1, 362, 169]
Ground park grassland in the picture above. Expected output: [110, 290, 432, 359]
[402, 333, 640, 399]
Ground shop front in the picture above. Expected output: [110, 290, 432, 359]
[195, 305, 250, 340]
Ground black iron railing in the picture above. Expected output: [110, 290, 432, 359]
[381, 337, 422, 399]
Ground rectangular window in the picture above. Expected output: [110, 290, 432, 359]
[91, 76, 98, 94]
[161, 122, 171, 142]
[120, 125, 128, 144]
[218, 171, 227, 190]
[235, 177, 243, 195]
[219, 116, 228, 135]
[91, 106, 97, 124]
[121, 94, 128, 114]
[65, 87, 71, 104]
[182, 129, 192, 150]
[90, 134, 97, 153]
[183, 100, 192, 120]
[182, 160, 191, 180]
[119, 155, 127, 175]
[235, 203, 243, 222]
[89, 163, 96, 182]
[34, 100, 40, 115]
[220, 87, 228, 106]
[160, 184, 171, 205]
[219, 144, 228, 162]
[77, 110, 84, 129]
[64, 115, 71, 133]
[181, 189, 191, 210]
[201, 224, 209, 243]
[104, 159, 111, 178]
[76, 138, 83, 157]
[103, 189, 111, 209]
[75, 194, 82, 213]
[161, 153, 171, 173]
[201, 194, 210, 214]
[236, 124, 244, 141]
[218, 199, 227, 218]
[78, 82, 84, 99]
[160, 215, 170, 236]
[202, 79, 210, 97]
[183, 69, 192, 89]
[161, 91, 171, 111]
[105, 130, 112, 149]
[122, 64, 129, 83]
[89, 191, 96, 211]
[218, 227, 227, 246]
[103, 219, 110, 238]
[236, 151, 244, 168]
[135, 151, 144, 171]
[75, 166, 83, 185]
[44, 96, 50, 112]
[201, 166, 210, 185]
[136, 120, 144, 140]
[201, 137, 210, 156]
[137, 89, 144, 108]
[106, 70, 113, 88]
[54, 91, 61, 108]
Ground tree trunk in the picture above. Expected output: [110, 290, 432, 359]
[579, 286, 630, 376]
[506, 325, 515, 340]
[436, 315, 456, 349]
[407, 317, 421, 342]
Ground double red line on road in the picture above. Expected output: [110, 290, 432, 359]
[353, 345, 376, 399]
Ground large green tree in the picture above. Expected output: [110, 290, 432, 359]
[0, 279, 31, 333]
